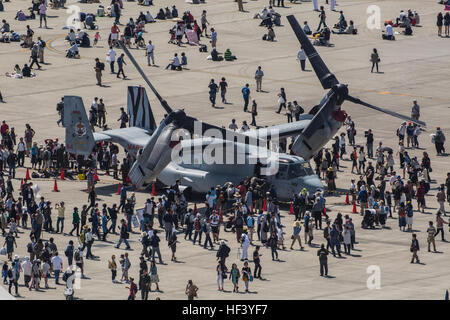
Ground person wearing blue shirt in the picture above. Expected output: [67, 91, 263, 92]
[242, 84, 250, 112]
[181, 52, 187, 67]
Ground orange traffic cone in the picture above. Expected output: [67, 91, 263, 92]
[117, 183, 122, 195]
[60, 168, 65, 180]
[352, 201, 357, 213]
[25, 168, 31, 181]
[52, 179, 59, 192]
[151, 182, 156, 196]
[289, 202, 294, 215]
[345, 192, 350, 205]
[20, 178, 24, 189]
[263, 198, 267, 211]
[193, 203, 197, 215]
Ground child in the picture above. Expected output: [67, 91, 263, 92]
[93, 32, 101, 46]
[9, 218, 18, 237]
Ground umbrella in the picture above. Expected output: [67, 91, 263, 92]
[381, 147, 393, 153]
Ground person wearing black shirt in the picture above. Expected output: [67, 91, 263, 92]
[317, 244, 329, 276]
[208, 79, 218, 107]
[366, 129, 374, 158]
[253, 246, 262, 279]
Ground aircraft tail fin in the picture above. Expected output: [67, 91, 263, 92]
[63, 96, 96, 155]
[127, 86, 157, 132]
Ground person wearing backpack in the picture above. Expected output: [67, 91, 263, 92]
[126, 277, 138, 300]
[74, 246, 85, 278]
[184, 208, 194, 240]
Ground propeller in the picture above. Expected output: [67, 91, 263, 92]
[346, 95, 426, 127]
[286, 14, 427, 128]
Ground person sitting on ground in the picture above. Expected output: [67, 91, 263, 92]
[1, 20, 10, 33]
[22, 64, 31, 77]
[85, 14, 97, 30]
[164, 7, 172, 19]
[137, 11, 146, 24]
[333, 11, 347, 32]
[395, 10, 406, 25]
[382, 22, 395, 40]
[263, 26, 276, 41]
[180, 52, 187, 68]
[210, 47, 223, 61]
[165, 53, 182, 70]
[303, 21, 312, 35]
[260, 13, 273, 28]
[66, 29, 76, 43]
[15, 10, 27, 21]
[332, 20, 356, 34]
[145, 11, 155, 23]
[156, 8, 165, 20]
[224, 48, 236, 61]
[66, 41, 79, 58]
[254, 6, 269, 20]
[5, 64, 23, 78]
[315, 27, 331, 46]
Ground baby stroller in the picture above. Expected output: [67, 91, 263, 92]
[361, 209, 376, 229]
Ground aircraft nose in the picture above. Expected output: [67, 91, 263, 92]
[301, 176, 324, 194]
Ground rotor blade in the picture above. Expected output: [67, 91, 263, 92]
[346, 95, 427, 127]
[118, 40, 173, 114]
[286, 15, 339, 89]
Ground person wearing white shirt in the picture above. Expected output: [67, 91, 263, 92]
[297, 46, 307, 71]
[383, 23, 394, 40]
[240, 121, 250, 132]
[240, 233, 250, 260]
[165, 53, 181, 70]
[16, 137, 26, 167]
[51, 253, 63, 284]
[146, 40, 155, 66]
[228, 119, 238, 131]
[21, 257, 33, 287]
[107, 47, 116, 73]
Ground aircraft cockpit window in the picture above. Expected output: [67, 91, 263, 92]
[301, 162, 314, 175]
[288, 163, 307, 178]
[276, 163, 289, 180]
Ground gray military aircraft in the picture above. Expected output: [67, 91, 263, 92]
[63, 15, 425, 200]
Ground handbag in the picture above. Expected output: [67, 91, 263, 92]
[249, 275, 253, 282]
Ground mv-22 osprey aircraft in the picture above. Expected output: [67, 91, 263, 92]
[63, 15, 425, 200]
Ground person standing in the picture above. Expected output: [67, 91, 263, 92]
[241, 261, 252, 293]
[254, 66, 264, 92]
[229, 263, 240, 293]
[39, 2, 47, 28]
[290, 220, 303, 250]
[434, 127, 446, 155]
[144, 40, 155, 66]
[210, 28, 217, 48]
[140, 270, 150, 299]
[437, 12, 443, 37]
[411, 100, 420, 121]
[126, 277, 137, 300]
[185, 279, 198, 300]
[200, 10, 209, 37]
[242, 84, 250, 112]
[51, 252, 63, 284]
[317, 6, 326, 31]
[370, 48, 380, 73]
[250, 100, 257, 126]
[276, 88, 286, 114]
[107, 47, 116, 74]
[317, 243, 328, 276]
[116, 219, 131, 249]
[219, 77, 228, 103]
[435, 212, 448, 241]
[29, 44, 41, 70]
[94, 58, 103, 86]
[149, 260, 160, 291]
[297, 46, 307, 71]
[116, 53, 127, 79]
[427, 221, 437, 252]
[208, 79, 218, 107]
[240, 231, 250, 261]
[410, 233, 420, 263]
[252, 246, 262, 279]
